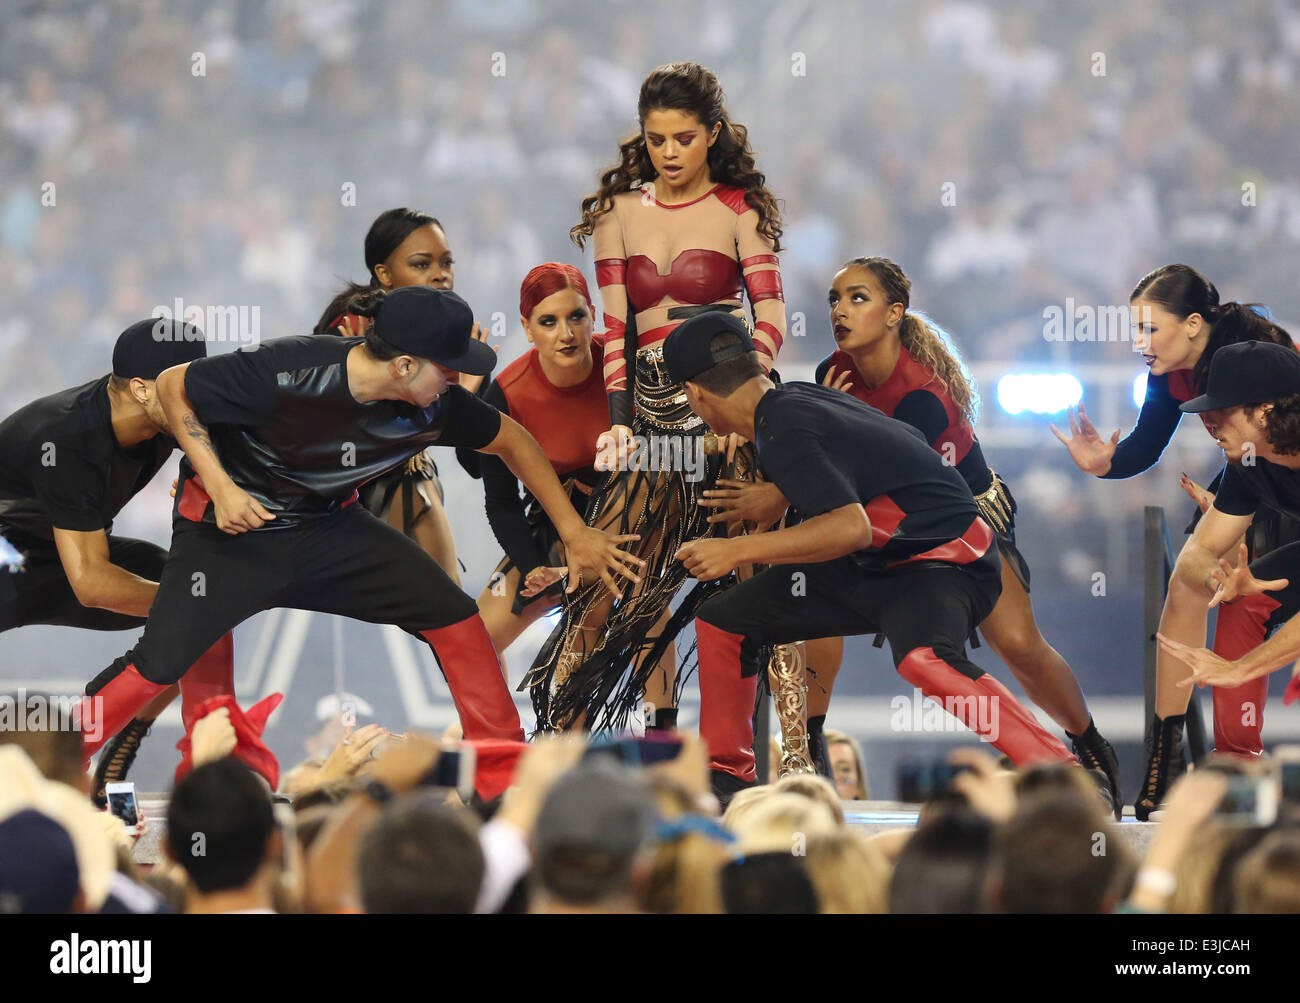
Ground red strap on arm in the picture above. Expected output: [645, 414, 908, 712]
[753, 320, 783, 368]
[595, 258, 627, 287]
[744, 269, 784, 305]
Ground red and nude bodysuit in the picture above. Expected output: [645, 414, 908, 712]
[524, 182, 788, 732]
[593, 182, 785, 427]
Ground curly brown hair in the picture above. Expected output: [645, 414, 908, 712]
[570, 62, 782, 251]
[1262, 395, 1300, 456]
[843, 256, 979, 424]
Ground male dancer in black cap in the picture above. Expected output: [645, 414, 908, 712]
[661, 313, 1076, 800]
[0, 318, 236, 795]
[80, 286, 643, 772]
[1151, 343, 1300, 784]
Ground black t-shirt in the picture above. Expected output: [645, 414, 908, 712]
[812, 355, 994, 496]
[177, 336, 502, 529]
[1213, 459, 1300, 521]
[0, 376, 174, 543]
[753, 383, 994, 575]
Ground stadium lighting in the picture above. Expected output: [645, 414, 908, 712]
[995, 373, 1084, 416]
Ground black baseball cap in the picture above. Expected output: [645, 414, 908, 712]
[372, 286, 497, 376]
[663, 312, 757, 384]
[112, 317, 208, 380]
[1180, 341, 1300, 413]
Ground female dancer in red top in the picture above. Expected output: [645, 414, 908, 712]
[315, 207, 489, 584]
[527, 62, 786, 732]
[474, 263, 671, 710]
[1052, 263, 1294, 817]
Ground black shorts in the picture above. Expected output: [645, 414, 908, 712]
[358, 450, 443, 526]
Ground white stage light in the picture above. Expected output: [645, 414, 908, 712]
[995, 373, 1084, 416]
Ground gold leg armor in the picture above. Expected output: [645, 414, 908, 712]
[770, 640, 813, 776]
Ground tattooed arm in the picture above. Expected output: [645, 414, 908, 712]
[156, 364, 275, 534]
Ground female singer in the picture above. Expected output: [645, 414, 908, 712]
[528, 62, 786, 732]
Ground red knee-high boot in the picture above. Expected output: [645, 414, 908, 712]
[79, 663, 169, 765]
[179, 633, 236, 732]
[420, 614, 524, 743]
[898, 647, 1076, 766]
[1211, 595, 1275, 757]
[696, 619, 759, 782]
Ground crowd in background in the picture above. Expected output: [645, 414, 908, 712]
[4, 701, 1299, 914]
[6, 0, 1300, 385]
[5, 0, 1299, 586]
[5, 0, 1300, 769]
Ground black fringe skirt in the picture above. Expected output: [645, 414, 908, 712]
[522, 344, 756, 732]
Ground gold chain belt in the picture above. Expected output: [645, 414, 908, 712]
[973, 469, 1014, 536]
[634, 347, 703, 432]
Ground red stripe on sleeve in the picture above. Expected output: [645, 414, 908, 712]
[744, 269, 784, 304]
[595, 258, 627, 287]
[753, 320, 783, 363]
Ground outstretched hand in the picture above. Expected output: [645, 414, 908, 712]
[497, 733, 588, 835]
[1205, 541, 1289, 609]
[316, 723, 391, 786]
[562, 527, 644, 596]
[699, 478, 789, 531]
[1049, 404, 1120, 476]
[1159, 632, 1249, 689]
[1179, 472, 1215, 514]
[520, 565, 566, 598]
